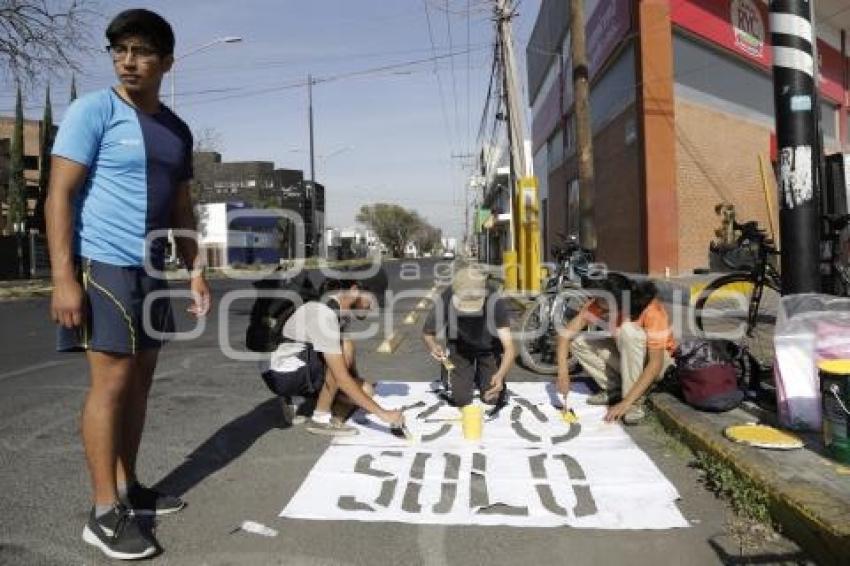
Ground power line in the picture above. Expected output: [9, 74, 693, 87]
[421, 0, 458, 156]
[174, 46, 488, 108]
[446, 0, 462, 152]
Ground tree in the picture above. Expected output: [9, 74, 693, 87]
[193, 126, 223, 153]
[0, 0, 97, 85]
[7, 82, 25, 232]
[356, 203, 421, 258]
[414, 223, 442, 255]
[33, 82, 52, 231]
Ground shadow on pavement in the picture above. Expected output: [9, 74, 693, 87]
[153, 398, 286, 497]
[708, 535, 809, 565]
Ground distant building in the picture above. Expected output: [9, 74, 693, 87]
[323, 226, 380, 260]
[0, 117, 55, 233]
[279, 180, 325, 258]
[196, 201, 282, 268]
[192, 151, 303, 206]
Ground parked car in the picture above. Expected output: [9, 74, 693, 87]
[442, 250, 456, 260]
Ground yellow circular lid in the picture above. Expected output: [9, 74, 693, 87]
[818, 359, 850, 375]
[724, 424, 804, 450]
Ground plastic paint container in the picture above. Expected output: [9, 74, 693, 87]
[461, 404, 483, 440]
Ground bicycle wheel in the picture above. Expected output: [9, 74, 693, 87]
[693, 273, 780, 365]
[518, 291, 583, 375]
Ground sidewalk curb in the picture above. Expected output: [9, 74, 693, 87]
[649, 393, 850, 565]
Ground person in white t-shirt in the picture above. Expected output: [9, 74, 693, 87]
[262, 280, 403, 436]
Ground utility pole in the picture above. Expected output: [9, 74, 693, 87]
[495, 0, 540, 292]
[452, 152, 476, 253]
[769, 0, 821, 293]
[569, 0, 596, 250]
[308, 73, 316, 184]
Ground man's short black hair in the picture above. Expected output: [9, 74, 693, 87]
[106, 9, 175, 56]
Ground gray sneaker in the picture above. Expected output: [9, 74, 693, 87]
[586, 390, 621, 406]
[623, 405, 647, 426]
[305, 418, 359, 437]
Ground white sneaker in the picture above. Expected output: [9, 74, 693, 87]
[305, 419, 359, 437]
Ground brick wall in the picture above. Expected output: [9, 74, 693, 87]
[674, 98, 776, 273]
[546, 104, 644, 272]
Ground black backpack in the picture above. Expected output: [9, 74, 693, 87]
[245, 269, 327, 352]
[671, 339, 762, 412]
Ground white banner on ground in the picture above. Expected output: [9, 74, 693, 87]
[281, 382, 689, 529]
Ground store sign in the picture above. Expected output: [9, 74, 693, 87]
[672, 0, 770, 68]
[730, 0, 765, 58]
[587, 0, 632, 78]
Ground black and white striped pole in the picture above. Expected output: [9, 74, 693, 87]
[769, 0, 821, 294]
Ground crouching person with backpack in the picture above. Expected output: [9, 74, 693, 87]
[555, 275, 676, 425]
[261, 278, 404, 436]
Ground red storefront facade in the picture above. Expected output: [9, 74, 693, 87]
[527, 0, 850, 275]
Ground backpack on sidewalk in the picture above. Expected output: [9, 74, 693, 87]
[673, 339, 748, 412]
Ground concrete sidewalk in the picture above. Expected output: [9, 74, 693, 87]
[650, 392, 850, 565]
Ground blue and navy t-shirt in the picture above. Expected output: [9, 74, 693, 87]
[52, 88, 193, 267]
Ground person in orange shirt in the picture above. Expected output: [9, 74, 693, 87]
[555, 275, 676, 425]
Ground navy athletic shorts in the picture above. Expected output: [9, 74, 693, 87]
[261, 342, 326, 398]
[56, 258, 175, 355]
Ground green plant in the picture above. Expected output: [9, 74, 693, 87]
[694, 451, 772, 525]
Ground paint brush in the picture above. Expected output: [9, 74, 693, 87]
[560, 393, 578, 423]
[561, 408, 579, 424]
[390, 422, 414, 441]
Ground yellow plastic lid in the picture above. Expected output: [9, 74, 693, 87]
[817, 359, 850, 375]
[724, 424, 804, 450]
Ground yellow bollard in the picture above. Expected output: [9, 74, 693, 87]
[503, 250, 518, 291]
[519, 176, 542, 294]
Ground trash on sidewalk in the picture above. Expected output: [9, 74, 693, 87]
[773, 294, 850, 431]
[723, 423, 803, 450]
[232, 520, 278, 537]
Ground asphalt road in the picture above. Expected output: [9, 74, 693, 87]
[0, 259, 807, 565]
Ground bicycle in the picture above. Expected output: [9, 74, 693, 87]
[517, 236, 614, 374]
[694, 220, 781, 364]
[822, 213, 850, 296]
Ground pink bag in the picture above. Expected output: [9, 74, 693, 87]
[816, 321, 850, 360]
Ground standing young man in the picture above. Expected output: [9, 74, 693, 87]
[422, 265, 515, 407]
[45, 9, 209, 560]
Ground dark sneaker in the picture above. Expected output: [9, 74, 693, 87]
[305, 418, 359, 437]
[124, 483, 185, 516]
[82, 504, 157, 560]
[586, 390, 621, 406]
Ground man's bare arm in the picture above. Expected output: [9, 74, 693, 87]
[324, 353, 402, 425]
[45, 157, 88, 328]
[555, 313, 590, 395]
[169, 181, 201, 273]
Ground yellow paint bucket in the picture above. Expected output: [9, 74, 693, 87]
[461, 404, 483, 440]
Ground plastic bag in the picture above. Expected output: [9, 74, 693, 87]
[774, 294, 850, 431]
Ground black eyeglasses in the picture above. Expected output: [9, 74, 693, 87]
[106, 44, 160, 62]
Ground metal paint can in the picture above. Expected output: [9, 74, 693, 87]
[819, 359, 850, 464]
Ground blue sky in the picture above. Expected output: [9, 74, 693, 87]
[2, 0, 540, 237]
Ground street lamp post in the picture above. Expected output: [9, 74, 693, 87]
[169, 36, 242, 109]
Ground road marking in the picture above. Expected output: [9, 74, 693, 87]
[0, 360, 69, 383]
[403, 310, 420, 325]
[377, 331, 405, 354]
